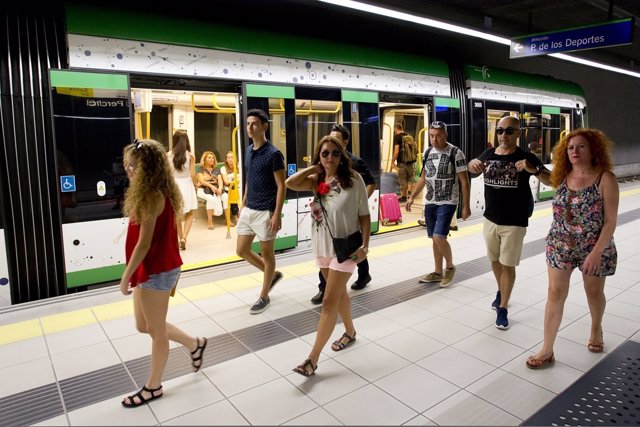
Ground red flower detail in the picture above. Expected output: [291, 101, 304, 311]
[317, 181, 330, 196]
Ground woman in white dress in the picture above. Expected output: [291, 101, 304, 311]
[167, 129, 198, 250]
[196, 151, 229, 229]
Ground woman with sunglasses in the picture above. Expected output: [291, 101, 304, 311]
[285, 135, 371, 376]
[119, 140, 207, 408]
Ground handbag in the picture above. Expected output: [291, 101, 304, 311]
[317, 196, 363, 263]
[203, 186, 215, 195]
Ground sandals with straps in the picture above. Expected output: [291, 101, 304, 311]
[292, 358, 317, 377]
[191, 337, 208, 372]
[121, 385, 163, 408]
[331, 331, 356, 352]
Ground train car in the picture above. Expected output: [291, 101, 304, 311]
[0, 4, 587, 304]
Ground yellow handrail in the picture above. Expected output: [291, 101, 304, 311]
[191, 93, 236, 114]
[226, 126, 240, 238]
[383, 123, 393, 172]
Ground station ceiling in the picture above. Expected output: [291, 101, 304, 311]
[349, 0, 640, 73]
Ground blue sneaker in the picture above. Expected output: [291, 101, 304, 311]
[495, 307, 509, 330]
[491, 291, 501, 311]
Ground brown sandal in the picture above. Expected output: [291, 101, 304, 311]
[331, 332, 356, 351]
[292, 358, 317, 377]
[526, 353, 555, 369]
[588, 330, 604, 353]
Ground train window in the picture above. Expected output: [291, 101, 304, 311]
[294, 100, 341, 169]
[194, 112, 236, 163]
[51, 73, 132, 224]
[434, 106, 461, 148]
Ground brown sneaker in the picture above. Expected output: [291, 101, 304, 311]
[440, 266, 456, 287]
[418, 272, 442, 283]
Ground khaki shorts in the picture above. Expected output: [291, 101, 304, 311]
[397, 163, 416, 186]
[483, 219, 527, 267]
[236, 207, 276, 241]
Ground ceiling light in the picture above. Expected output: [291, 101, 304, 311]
[316, 0, 639, 79]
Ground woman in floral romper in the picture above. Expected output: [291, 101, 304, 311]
[527, 129, 619, 369]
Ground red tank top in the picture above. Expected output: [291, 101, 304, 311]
[125, 197, 183, 286]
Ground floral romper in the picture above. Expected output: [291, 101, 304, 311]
[545, 173, 616, 276]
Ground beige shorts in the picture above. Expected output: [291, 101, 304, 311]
[236, 207, 276, 241]
[483, 219, 527, 267]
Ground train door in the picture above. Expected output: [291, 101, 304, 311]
[379, 94, 433, 229]
[538, 107, 572, 199]
[50, 70, 132, 289]
[242, 83, 298, 252]
[131, 85, 243, 271]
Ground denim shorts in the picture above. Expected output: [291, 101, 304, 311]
[139, 267, 181, 292]
[424, 204, 457, 238]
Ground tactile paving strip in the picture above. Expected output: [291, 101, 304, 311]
[1, 207, 639, 425]
[523, 340, 640, 426]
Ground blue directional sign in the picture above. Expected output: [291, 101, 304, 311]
[60, 175, 76, 192]
[510, 18, 633, 58]
[287, 163, 297, 176]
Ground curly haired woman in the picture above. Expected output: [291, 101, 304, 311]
[526, 129, 619, 369]
[120, 139, 207, 407]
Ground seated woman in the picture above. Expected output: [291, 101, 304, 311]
[196, 151, 229, 229]
[220, 150, 240, 226]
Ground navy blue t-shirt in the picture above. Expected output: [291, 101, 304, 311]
[244, 141, 285, 211]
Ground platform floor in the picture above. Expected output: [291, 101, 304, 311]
[1, 182, 639, 426]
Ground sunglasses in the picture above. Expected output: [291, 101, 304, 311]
[496, 127, 518, 135]
[321, 150, 341, 158]
[430, 121, 446, 129]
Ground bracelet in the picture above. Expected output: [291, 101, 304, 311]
[533, 166, 542, 176]
[360, 246, 369, 254]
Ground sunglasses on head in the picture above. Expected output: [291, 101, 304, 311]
[496, 127, 518, 135]
[321, 149, 341, 158]
[430, 121, 446, 129]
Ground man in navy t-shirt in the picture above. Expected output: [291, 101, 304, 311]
[468, 116, 551, 330]
[236, 109, 286, 314]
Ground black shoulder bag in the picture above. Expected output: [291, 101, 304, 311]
[317, 195, 363, 263]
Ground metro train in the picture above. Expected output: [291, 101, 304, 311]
[0, 5, 588, 303]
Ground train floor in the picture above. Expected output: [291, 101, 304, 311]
[1, 181, 639, 426]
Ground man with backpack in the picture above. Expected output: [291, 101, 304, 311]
[392, 124, 417, 202]
[406, 121, 470, 288]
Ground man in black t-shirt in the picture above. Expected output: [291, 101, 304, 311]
[311, 124, 376, 304]
[468, 116, 551, 330]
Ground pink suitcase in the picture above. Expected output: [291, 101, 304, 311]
[379, 193, 402, 225]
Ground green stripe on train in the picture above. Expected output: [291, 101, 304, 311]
[50, 70, 128, 90]
[246, 84, 295, 99]
[251, 235, 298, 254]
[65, 5, 449, 78]
[464, 65, 584, 97]
[66, 264, 125, 288]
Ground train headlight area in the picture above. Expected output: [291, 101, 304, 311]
[0, 182, 639, 425]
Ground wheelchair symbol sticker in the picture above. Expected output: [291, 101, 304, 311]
[287, 164, 297, 176]
[60, 175, 76, 192]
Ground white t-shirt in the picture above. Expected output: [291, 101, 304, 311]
[311, 174, 369, 258]
[422, 143, 467, 205]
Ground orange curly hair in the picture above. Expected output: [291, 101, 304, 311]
[550, 128, 614, 188]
